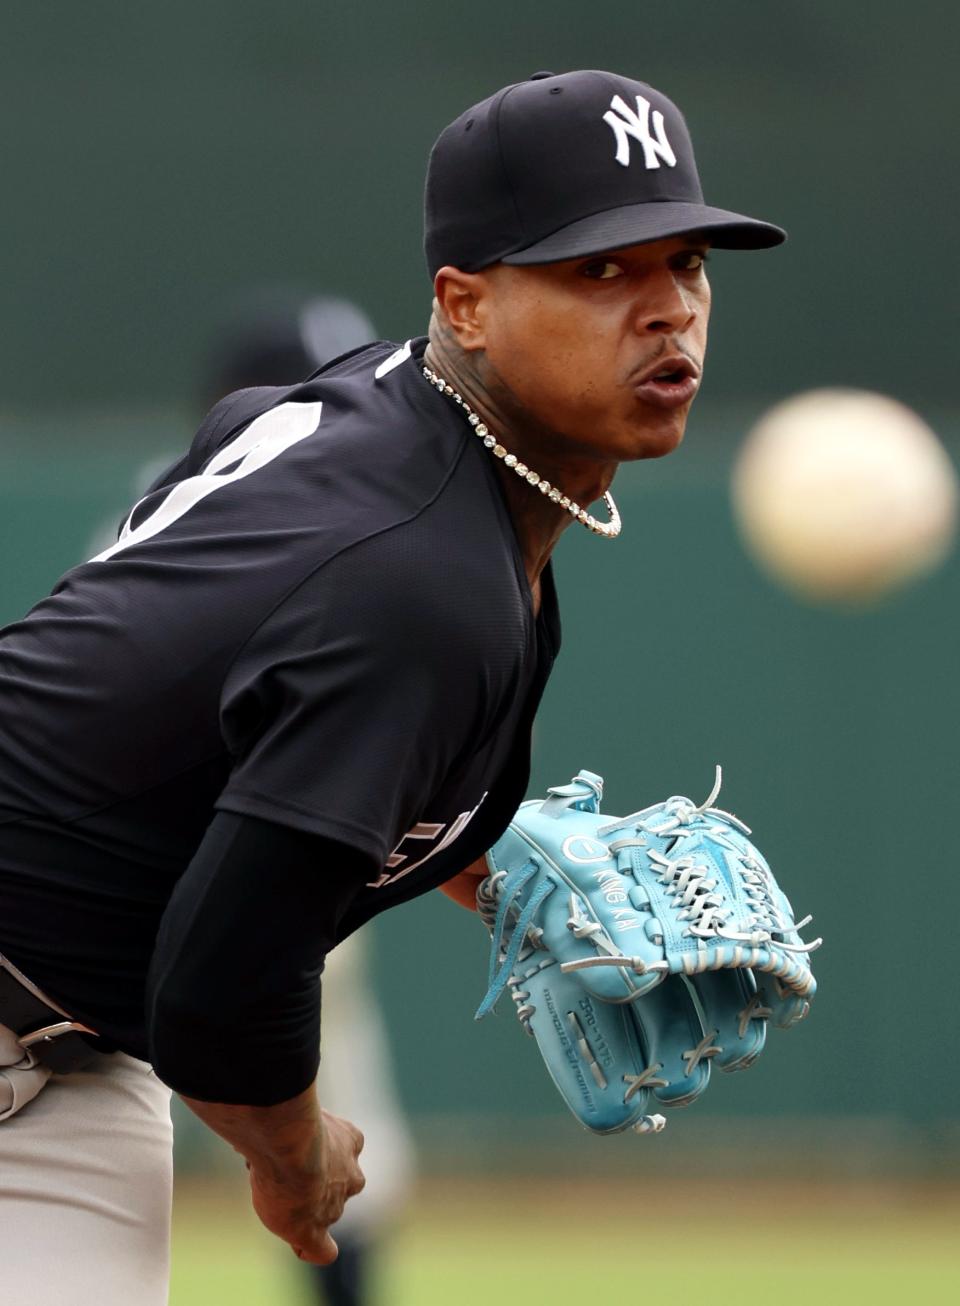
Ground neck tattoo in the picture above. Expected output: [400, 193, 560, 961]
[422, 366, 622, 539]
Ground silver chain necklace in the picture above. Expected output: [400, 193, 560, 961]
[422, 365, 622, 539]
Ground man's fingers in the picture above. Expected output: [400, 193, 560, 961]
[342, 1120, 364, 1157]
[325, 1109, 364, 1156]
[248, 1111, 366, 1264]
[309, 1167, 366, 1227]
[295, 1229, 339, 1266]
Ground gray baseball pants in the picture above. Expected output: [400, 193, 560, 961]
[0, 1023, 173, 1305]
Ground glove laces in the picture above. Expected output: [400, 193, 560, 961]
[589, 766, 822, 959]
[475, 862, 556, 1020]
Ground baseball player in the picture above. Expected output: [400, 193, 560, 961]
[0, 69, 784, 1305]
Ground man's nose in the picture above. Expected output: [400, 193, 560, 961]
[633, 270, 697, 336]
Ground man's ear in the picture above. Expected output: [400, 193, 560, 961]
[432, 267, 489, 352]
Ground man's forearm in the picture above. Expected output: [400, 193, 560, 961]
[180, 1081, 324, 1183]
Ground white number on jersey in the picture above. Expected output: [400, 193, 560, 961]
[91, 400, 323, 563]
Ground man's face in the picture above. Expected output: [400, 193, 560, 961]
[473, 234, 711, 465]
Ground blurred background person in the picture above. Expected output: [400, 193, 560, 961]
[205, 291, 381, 408]
[204, 289, 417, 1306]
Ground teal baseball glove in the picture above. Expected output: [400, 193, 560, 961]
[475, 768, 819, 1135]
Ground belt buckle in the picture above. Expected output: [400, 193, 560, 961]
[19, 1020, 95, 1049]
[0, 954, 99, 1071]
[19, 1021, 100, 1073]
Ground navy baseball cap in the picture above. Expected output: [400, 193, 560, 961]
[424, 69, 785, 277]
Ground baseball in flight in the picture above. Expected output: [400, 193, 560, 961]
[731, 388, 959, 605]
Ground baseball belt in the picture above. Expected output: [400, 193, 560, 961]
[0, 954, 100, 1073]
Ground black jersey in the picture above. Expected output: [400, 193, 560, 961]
[0, 338, 560, 1054]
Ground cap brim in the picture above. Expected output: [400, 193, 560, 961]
[500, 201, 785, 264]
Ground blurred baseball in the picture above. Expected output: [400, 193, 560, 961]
[731, 389, 958, 604]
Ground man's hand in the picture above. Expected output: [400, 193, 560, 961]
[438, 853, 488, 910]
[180, 1084, 365, 1263]
[248, 1108, 365, 1263]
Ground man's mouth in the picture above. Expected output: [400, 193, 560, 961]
[632, 355, 701, 410]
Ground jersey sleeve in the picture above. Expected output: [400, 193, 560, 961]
[216, 535, 507, 864]
[147, 811, 371, 1104]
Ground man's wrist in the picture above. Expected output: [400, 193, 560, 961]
[180, 1081, 326, 1185]
[437, 853, 490, 910]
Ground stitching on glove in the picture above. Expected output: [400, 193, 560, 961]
[682, 1030, 722, 1076]
[622, 1064, 668, 1101]
[737, 992, 773, 1038]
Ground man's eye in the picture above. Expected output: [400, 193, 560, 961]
[580, 260, 624, 280]
[680, 252, 709, 271]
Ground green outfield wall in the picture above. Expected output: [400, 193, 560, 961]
[2, 405, 957, 1165]
[1, 1, 957, 411]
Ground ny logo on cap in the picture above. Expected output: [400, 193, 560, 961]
[603, 94, 677, 170]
